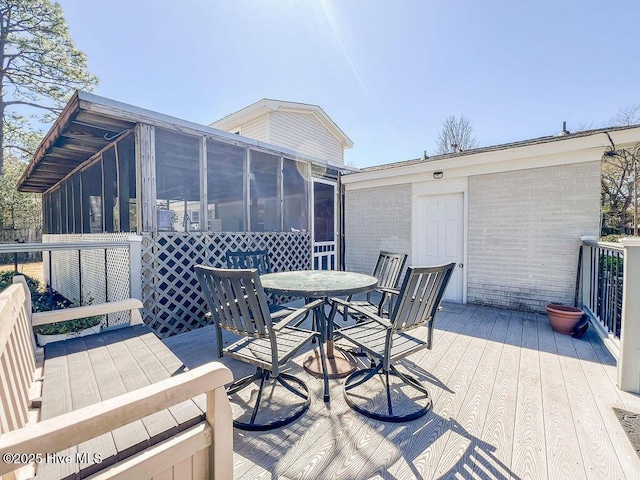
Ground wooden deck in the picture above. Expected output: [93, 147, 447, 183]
[163, 303, 640, 480]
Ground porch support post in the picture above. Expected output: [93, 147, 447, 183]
[618, 237, 640, 393]
[137, 124, 156, 233]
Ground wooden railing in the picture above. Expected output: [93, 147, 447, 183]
[581, 236, 640, 393]
[0, 278, 234, 480]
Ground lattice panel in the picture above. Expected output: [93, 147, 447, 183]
[45, 233, 132, 327]
[44, 234, 80, 304]
[141, 232, 311, 337]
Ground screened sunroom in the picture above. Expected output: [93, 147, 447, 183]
[19, 92, 348, 336]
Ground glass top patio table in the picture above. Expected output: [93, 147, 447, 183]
[261, 270, 378, 402]
[260, 270, 378, 298]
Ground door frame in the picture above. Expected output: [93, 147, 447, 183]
[411, 177, 469, 303]
[311, 177, 338, 270]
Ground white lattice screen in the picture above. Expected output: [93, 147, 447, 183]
[44, 233, 132, 327]
[141, 232, 311, 337]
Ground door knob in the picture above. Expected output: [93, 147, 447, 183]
[458, 263, 464, 268]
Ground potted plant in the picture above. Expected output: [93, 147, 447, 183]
[545, 304, 584, 334]
[34, 316, 102, 346]
[1, 272, 103, 345]
[33, 295, 103, 346]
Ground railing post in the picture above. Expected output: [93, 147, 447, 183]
[206, 386, 233, 480]
[580, 236, 596, 311]
[618, 237, 640, 393]
[128, 235, 143, 301]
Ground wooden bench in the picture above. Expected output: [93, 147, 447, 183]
[0, 276, 234, 480]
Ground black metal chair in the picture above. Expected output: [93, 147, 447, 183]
[195, 265, 327, 431]
[333, 263, 455, 422]
[226, 249, 271, 273]
[225, 249, 297, 321]
[341, 251, 407, 322]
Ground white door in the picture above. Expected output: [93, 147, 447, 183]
[415, 193, 464, 302]
[312, 179, 337, 270]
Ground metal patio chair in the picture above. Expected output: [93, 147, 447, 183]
[226, 249, 271, 273]
[340, 251, 407, 322]
[226, 248, 299, 321]
[195, 265, 327, 431]
[333, 263, 455, 422]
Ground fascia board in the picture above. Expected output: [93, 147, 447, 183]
[344, 143, 607, 191]
[342, 133, 624, 187]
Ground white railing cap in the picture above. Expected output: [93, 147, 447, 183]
[580, 235, 598, 243]
[620, 237, 640, 247]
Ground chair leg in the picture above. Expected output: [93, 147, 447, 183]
[226, 367, 312, 431]
[318, 332, 330, 402]
[343, 363, 432, 423]
[249, 370, 269, 425]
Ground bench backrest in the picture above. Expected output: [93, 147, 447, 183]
[0, 277, 36, 435]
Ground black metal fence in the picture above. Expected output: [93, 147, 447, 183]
[582, 241, 624, 339]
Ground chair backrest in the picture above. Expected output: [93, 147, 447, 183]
[226, 249, 271, 274]
[195, 265, 274, 339]
[372, 251, 408, 290]
[391, 263, 455, 332]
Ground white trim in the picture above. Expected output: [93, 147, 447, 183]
[312, 178, 338, 270]
[343, 126, 640, 189]
[210, 98, 354, 149]
[412, 177, 468, 303]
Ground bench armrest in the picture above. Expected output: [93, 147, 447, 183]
[31, 298, 144, 327]
[0, 362, 233, 476]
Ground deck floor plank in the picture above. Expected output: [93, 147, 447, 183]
[161, 304, 640, 480]
[572, 331, 640, 476]
[37, 341, 78, 480]
[62, 337, 119, 475]
[271, 306, 476, 480]
[554, 328, 627, 479]
[537, 317, 587, 479]
[79, 331, 151, 458]
[511, 311, 548, 480]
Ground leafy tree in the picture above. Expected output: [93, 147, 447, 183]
[0, 0, 98, 172]
[435, 114, 479, 154]
[0, 154, 41, 229]
[601, 104, 640, 236]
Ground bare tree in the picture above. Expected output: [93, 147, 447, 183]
[601, 103, 640, 236]
[435, 115, 479, 154]
[610, 103, 640, 126]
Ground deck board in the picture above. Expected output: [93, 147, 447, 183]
[163, 303, 640, 480]
[511, 311, 548, 480]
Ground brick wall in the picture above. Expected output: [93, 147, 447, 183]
[344, 184, 412, 274]
[467, 161, 601, 311]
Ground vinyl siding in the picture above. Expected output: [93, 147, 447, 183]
[270, 111, 344, 164]
[238, 116, 268, 141]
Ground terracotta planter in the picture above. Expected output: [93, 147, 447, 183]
[545, 304, 584, 334]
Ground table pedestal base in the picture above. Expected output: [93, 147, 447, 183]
[303, 347, 356, 379]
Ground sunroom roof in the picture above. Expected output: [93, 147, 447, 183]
[19, 91, 354, 193]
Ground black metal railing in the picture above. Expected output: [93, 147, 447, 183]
[582, 240, 624, 339]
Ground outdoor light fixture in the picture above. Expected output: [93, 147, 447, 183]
[433, 171, 443, 179]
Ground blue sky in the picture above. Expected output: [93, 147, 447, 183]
[57, 0, 640, 167]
